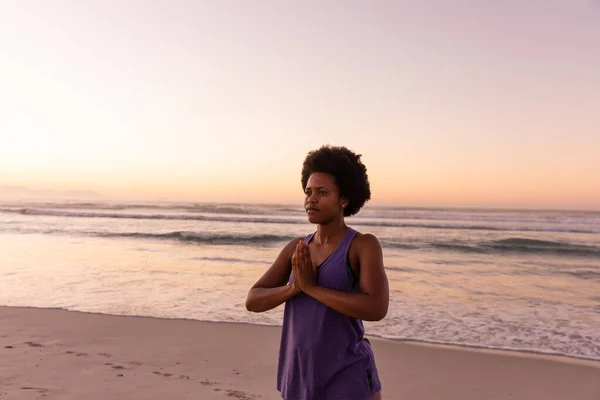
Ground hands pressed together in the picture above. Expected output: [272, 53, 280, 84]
[290, 240, 318, 294]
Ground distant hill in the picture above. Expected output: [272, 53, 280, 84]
[0, 185, 102, 200]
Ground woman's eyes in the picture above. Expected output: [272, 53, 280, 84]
[305, 190, 328, 196]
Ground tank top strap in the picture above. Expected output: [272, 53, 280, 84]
[339, 227, 358, 257]
[304, 231, 317, 244]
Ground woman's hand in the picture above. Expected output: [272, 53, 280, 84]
[292, 241, 318, 292]
[289, 252, 302, 296]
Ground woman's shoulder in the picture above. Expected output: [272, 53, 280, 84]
[349, 228, 382, 250]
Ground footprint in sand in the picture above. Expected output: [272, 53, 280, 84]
[152, 371, 191, 380]
[21, 387, 49, 395]
[127, 361, 142, 366]
[25, 342, 43, 347]
[111, 365, 126, 370]
[65, 350, 88, 357]
[98, 352, 112, 358]
[224, 390, 259, 399]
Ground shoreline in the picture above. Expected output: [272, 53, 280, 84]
[3, 305, 599, 367]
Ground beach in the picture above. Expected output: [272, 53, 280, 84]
[1, 306, 599, 400]
[1, 202, 599, 362]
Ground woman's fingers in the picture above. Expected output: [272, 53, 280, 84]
[292, 242, 302, 283]
[294, 242, 301, 266]
[298, 242, 305, 271]
[303, 244, 311, 267]
[291, 252, 299, 285]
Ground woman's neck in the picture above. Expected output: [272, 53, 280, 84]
[315, 219, 347, 245]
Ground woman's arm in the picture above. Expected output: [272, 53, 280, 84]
[297, 234, 389, 321]
[245, 237, 303, 313]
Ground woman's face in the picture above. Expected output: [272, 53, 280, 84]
[304, 172, 346, 224]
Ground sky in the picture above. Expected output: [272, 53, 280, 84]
[1, 0, 599, 209]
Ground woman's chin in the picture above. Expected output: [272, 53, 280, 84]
[306, 214, 322, 224]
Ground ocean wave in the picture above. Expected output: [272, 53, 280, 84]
[0, 202, 300, 216]
[0, 207, 304, 224]
[98, 231, 294, 245]
[2, 207, 599, 234]
[383, 238, 600, 259]
[483, 238, 600, 257]
[385, 266, 423, 273]
[4, 200, 598, 216]
[191, 256, 269, 264]
[430, 238, 600, 258]
[6, 223, 599, 259]
[564, 270, 600, 281]
[379, 242, 421, 250]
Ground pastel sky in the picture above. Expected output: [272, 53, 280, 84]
[1, 1, 599, 209]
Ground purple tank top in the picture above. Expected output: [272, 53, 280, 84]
[277, 227, 382, 400]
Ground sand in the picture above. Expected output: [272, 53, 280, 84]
[0, 306, 598, 400]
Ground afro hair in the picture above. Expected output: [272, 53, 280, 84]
[301, 145, 371, 217]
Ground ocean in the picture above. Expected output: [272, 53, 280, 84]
[1, 200, 599, 361]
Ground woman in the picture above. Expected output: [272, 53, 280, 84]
[246, 145, 389, 400]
